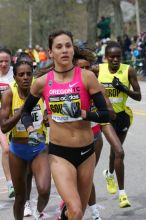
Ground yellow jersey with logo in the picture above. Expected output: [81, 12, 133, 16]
[10, 81, 44, 138]
[98, 63, 130, 112]
[98, 63, 133, 124]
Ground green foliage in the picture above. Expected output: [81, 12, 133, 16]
[0, 0, 145, 52]
[0, 0, 87, 51]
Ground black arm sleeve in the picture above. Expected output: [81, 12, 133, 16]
[21, 93, 40, 129]
[85, 92, 110, 123]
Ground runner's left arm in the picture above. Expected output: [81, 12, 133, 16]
[127, 66, 141, 101]
[81, 70, 110, 123]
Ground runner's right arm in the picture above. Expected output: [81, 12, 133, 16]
[0, 89, 22, 133]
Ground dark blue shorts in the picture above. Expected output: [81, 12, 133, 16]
[10, 141, 46, 161]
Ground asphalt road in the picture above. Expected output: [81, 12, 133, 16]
[0, 81, 146, 220]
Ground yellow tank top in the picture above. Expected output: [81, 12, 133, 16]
[10, 81, 44, 138]
[98, 63, 130, 113]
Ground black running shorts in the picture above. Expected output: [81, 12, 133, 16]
[111, 111, 130, 134]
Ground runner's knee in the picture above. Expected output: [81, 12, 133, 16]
[37, 182, 50, 197]
[114, 148, 124, 159]
[2, 148, 9, 155]
[67, 201, 83, 219]
[15, 193, 26, 206]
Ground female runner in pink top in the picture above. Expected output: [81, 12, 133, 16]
[21, 30, 110, 220]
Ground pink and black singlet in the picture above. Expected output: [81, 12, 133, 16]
[43, 66, 90, 123]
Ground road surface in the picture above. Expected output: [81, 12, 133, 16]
[0, 81, 146, 220]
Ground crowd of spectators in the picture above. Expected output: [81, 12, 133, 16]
[95, 32, 146, 77]
[4, 31, 146, 79]
[12, 44, 50, 70]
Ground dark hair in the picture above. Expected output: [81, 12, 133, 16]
[105, 41, 121, 56]
[13, 61, 33, 75]
[74, 46, 96, 64]
[0, 46, 12, 56]
[48, 30, 73, 49]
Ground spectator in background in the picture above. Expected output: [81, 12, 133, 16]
[137, 33, 146, 76]
[123, 34, 132, 63]
[117, 36, 125, 61]
[97, 16, 111, 40]
[25, 47, 40, 68]
[38, 47, 48, 68]
[95, 38, 111, 64]
[95, 39, 105, 64]
[25, 47, 35, 62]
[12, 48, 23, 64]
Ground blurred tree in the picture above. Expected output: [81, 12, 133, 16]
[0, 0, 28, 51]
[86, 0, 100, 49]
[0, 0, 145, 52]
[111, 0, 124, 37]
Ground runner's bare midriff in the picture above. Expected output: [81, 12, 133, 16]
[49, 117, 94, 147]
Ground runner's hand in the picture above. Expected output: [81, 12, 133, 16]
[62, 100, 81, 118]
[28, 131, 45, 146]
[112, 76, 129, 93]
